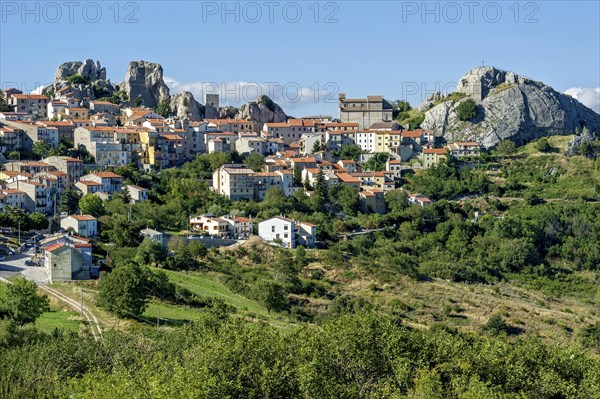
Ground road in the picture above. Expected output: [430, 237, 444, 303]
[0, 248, 50, 284]
[0, 249, 103, 340]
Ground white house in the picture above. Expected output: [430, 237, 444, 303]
[126, 185, 149, 203]
[258, 216, 318, 249]
[60, 215, 98, 237]
[408, 193, 432, 207]
[140, 228, 166, 245]
[258, 216, 297, 248]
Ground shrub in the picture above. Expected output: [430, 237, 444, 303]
[456, 98, 477, 121]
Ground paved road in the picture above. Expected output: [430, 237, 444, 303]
[0, 250, 102, 339]
[0, 248, 49, 284]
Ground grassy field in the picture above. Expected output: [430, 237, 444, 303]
[36, 305, 80, 333]
[323, 265, 600, 346]
[153, 269, 295, 328]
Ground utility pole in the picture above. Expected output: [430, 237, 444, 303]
[80, 287, 83, 317]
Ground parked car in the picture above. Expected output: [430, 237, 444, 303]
[25, 260, 36, 266]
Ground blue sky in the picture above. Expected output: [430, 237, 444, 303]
[1, 1, 599, 116]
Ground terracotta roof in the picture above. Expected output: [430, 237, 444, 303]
[0, 189, 25, 194]
[77, 181, 102, 186]
[264, 123, 290, 128]
[93, 171, 123, 178]
[69, 215, 97, 221]
[44, 243, 65, 252]
[423, 148, 447, 155]
[336, 173, 361, 183]
[11, 94, 49, 100]
[126, 184, 147, 191]
[401, 130, 423, 138]
[161, 134, 184, 140]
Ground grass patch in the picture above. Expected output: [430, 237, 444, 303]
[36, 306, 80, 333]
[152, 269, 295, 328]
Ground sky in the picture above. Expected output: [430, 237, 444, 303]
[1, 0, 599, 116]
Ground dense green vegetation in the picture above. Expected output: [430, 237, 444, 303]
[65, 74, 90, 85]
[3, 136, 599, 397]
[0, 312, 598, 398]
[455, 98, 478, 121]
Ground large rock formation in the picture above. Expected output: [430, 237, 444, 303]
[421, 67, 600, 148]
[47, 59, 115, 101]
[170, 92, 204, 120]
[122, 61, 170, 108]
[233, 95, 287, 125]
[218, 106, 238, 119]
[54, 59, 106, 82]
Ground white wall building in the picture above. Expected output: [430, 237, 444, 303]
[60, 215, 98, 237]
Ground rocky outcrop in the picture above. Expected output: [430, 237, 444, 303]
[54, 59, 106, 82]
[421, 67, 600, 148]
[234, 95, 287, 125]
[419, 91, 442, 111]
[170, 92, 204, 120]
[565, 128, 596, 156]
[122, 61, 170, 108]
[47, 59, 115, 101]
[218, 106, 238, 119]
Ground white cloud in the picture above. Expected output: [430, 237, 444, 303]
[164, 77, 337, 112]
[31, 85, 46, 95]
[564, 87, 600, 113]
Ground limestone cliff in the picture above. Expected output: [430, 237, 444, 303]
[170, 92, 204, 120]
[421, 67, 600, 148]
[122, 61, 170, 108]
[233, 95, 287, 125]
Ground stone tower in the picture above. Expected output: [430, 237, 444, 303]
[205, 94, 219, 119]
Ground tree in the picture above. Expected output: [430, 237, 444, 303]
[331, 184, 359, 215]
[314, 172, 328, 201]
[134, 97, 143, 107]
[28, 213, 48, 231]
[79, 194, 104, 217]
[482, 313, 510, 336]
[256, 281, 288, 313]
[496, 140, 516, 158]
[385, 189, 408, 214]
[66, 74, 89, 85]
[243, 152, 265, 172]
[32, 140, 55, 159]
[107, 217, 142, 247]
[0, 93, 10, 112]
[135, 237, 167, 266]
[156, 98, 172, 118]
[339, 145, 363, 161]
[187, 240, 207, 258]
[59, 189, 80, 214]
[455, 98, 477, 121]
[7, 151, 20, 160]
[536, 137, 552, 153]
[363, 153, 389, 171]
[0, 278, 49, 325]
[293, 165, 302, 186]
[393, 100, 412, 121]
[311, 140, 321, 153]
[97, 262, 151, 318]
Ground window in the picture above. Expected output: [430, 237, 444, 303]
[284, 225, 288, 230]
[271, 226, 275, 232]
[284, 233, 288, 238]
